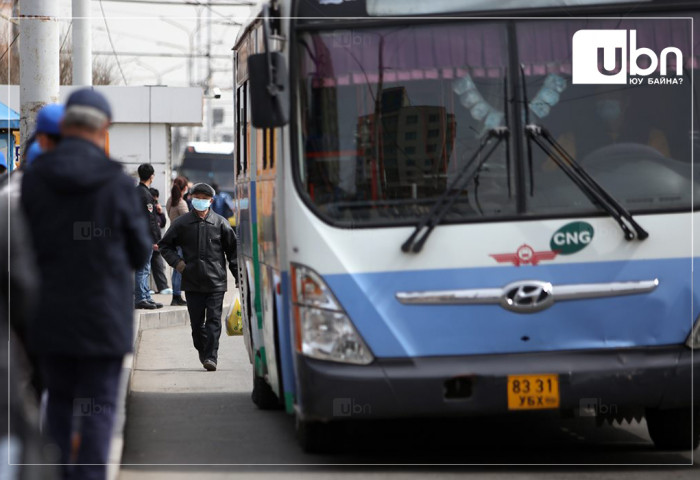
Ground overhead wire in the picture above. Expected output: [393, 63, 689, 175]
[99, 0, 128, 85]
[0, 33, 18, 63]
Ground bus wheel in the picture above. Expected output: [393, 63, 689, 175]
[295, 417, 341, 453]
[646, 406, 700, 450]
[251, 374, 282, 410]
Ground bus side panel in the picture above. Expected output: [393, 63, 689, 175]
[276, 271, 297, 413]
[257, 131, 284, 393]
[275, 117, 297, 414]
[261, 265, 281, 396]
[237, 182, 253, 258]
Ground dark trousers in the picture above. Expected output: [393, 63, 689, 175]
[185, 291, 225, 364]
[150, 250, 169, 292]
[40, 356, 123, 480]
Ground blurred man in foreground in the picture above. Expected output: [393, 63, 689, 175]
[22, 88, 151, 480]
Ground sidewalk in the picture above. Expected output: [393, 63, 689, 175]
[108, 282, 238, 480]
[107, 293, 192, 480]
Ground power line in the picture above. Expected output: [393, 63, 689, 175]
[60, 22, 73, 53]
[99, 0, 255, 6]
[99, 0, 128, 85]
[0, 33, 18, 63]
[93, 51, 231, 59]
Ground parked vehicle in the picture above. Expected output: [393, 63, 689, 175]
[177, 142, 235, 195]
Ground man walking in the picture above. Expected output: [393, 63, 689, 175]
[21, 88, 152, 479]
[159, 183, 238, 371]
[135, 163, 163, 309]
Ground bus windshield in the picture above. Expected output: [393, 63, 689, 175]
[296, 19, 697, 227]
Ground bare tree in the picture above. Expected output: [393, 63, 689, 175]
[0, 39, 117, 85]
[60, 44, 117, 86]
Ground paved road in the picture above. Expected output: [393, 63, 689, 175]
[120, 325, 697, 479]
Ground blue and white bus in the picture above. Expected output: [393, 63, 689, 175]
[233, 0, 700, 452]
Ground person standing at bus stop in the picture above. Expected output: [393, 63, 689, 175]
[21, 88, 152, 479]
[134, 163, 163, 309]
[148, 187, 172, 295]
[166, 176, 189, 306]
[158, 183, 238, 371]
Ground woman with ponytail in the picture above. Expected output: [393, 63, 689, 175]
[165, 177, 189, 306]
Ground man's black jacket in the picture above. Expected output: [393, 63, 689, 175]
[158, 209, 238, 293]
[137, 182, 161, 242]
[21, 137, 152, 357]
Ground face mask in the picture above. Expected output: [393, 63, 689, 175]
[192, 198, 211, 211]
[596, 99, 622, 122]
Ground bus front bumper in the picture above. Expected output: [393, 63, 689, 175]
[295, 346, 699, 422]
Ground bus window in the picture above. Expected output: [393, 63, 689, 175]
[298, 23, 514, 225]
[239, 83, 249, 175]
[515, 19, 694, 216]
[296, 19, 696, 227]
[270, 129, 276, 170]
[236, 86, 243, 176]
[263, 129, 269, 170]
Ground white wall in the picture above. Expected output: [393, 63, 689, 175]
[1, 85, 203, 125]
[111, 123, 170, 200]
[1, 85, 202, 202]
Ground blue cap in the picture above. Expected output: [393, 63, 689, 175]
[36, 103, 64, 135]
[26, 142, 43, 165]
[66, 88, 112, 121]
[0, 151, 6, 169]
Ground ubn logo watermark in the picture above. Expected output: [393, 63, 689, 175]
[572, 29, 683, 85]
[331, 30, 374, 48]
[73, 222, 112, 240]
[332, 398, 371, 417]
[73, 398, 112, 417]
[579, 397, 618, 417]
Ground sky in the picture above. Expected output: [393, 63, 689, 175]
[49, 1, 261, 142]
[55, 0, 258, 89]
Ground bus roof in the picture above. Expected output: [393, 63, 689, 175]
[294, 0, 698, 20]
[233, 2, 265, 49]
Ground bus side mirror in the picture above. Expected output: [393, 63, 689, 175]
[248, 52, 290, 128]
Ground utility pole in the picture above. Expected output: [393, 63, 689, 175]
[72, 0, 92, 85]
[19, 0, 60, 158]
[206, 3, 213, 142]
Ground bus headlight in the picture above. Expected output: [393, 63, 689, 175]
[291, 264, 374, 365]
[686, 313, 700, 349]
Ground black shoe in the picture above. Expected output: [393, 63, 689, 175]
[203, 359, 217, 371]
[135, 300, 158, 310]
[146, 300, 163, 309]
[171, 296, 187, 306]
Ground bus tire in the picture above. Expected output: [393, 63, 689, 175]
[251, 374, 282, 410]
[646, 406, 700, 451]
[295, 417, 341, 453]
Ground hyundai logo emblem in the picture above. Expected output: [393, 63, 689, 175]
[501, 280, 554, 313]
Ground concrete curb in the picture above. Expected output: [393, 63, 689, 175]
[107, 306, 190, 480]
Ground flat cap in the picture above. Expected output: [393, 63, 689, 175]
[66, 88, 113, 121]
[191, 183, 215, 197]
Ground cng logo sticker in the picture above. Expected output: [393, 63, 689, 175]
[550, 222, 594, 255]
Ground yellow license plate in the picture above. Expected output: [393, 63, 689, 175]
[507, 374, 559, 410]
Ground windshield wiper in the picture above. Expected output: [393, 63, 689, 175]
[526, 124, 648, 241]
[520, 64, 535, 196]
[401, 127, 509, 253]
